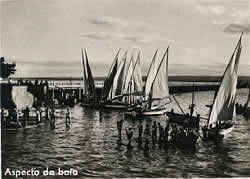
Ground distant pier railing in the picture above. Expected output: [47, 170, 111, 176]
[5, 76, 250, 90]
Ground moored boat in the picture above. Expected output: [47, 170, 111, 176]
[105, 51, 128, 108]
[80, 49, 97, 107]
[166, 85, 200, 129]
[139, 48, 170, 116]
[202, 33, 243, 141]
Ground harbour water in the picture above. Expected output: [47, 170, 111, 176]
[2, 89, 250, 178]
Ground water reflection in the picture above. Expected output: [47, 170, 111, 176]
[2, 89, 250, 177]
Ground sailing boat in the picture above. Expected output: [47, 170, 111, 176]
[140, 48, 171, 116]
[100, 49, 120, 106]
[122, 51, 135, 105]
[104, 51, 128, 109]
[127, 51, 144, 107]
[123, 51, 144, 116]
[202, 33, 243, 140]
[80, 49, 97, 107]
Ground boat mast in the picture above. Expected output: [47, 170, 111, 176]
[144, 49, 158, 96]
[190, 83, 195, 117]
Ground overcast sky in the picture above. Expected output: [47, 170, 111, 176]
[0, 0, 249, 77]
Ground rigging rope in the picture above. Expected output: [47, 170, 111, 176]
[172, 95, 185, 114]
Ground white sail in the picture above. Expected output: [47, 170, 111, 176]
[131, 51, 144, 104]
[108, 51, 127, 100]
[208, 35, 242, 128]
[150, 48, 170, 109]
[102, 49, 120, 102]
[123, 52, 135, 95]
[81, 49, 88, 96]
[133, 51, 143, 93]
[144, 50, 159, 101]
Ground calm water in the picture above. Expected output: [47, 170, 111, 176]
[2, 89, 250, 178]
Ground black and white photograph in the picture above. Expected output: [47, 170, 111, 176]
[0, 0, 250, 178]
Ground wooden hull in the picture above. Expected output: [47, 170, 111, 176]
[103, 104, 127, 110]
[140, 108, 168, 116]
[124, 105, 168, 116]
[166, 112, 200, 128]
[219, 124, 234, 137]
[203, 123, 233, 141]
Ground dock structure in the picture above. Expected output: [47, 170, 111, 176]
[1, 76, 249, 109]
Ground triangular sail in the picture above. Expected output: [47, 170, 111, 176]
[149, 48, 170, 110]
[133, 51, 143, 93]
[144, 50, 159, 101]
[109, 51, 127, 100]
[125, 51, 143, 105]
[81, 49, 88, 97]
[123, 52, 135, 95]
[84, 49, 96, 101]
[208, 34, 242, 128]
[102, 51, 119, 102]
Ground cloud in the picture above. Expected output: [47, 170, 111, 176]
[83, 32, 148, 43]
[88, 18, 112, 26]
[87, 16, 128, 27]
[195, 1, 249, 26]
[224, 23, 250, 34]
[85, 33, 110, 40]
[195, 5, 226, 17]
[113, 34, 148, 43]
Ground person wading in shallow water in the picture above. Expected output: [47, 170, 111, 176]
[138, 120, 143, 145]
[132, 111, 136, 123]
[152, 121, 157, 145]
[117, 118, 124, 138]
[99, 106, 104, 121]
[164, 123, 170, 147]
[36, 109, 41, 124]
[126, 127, 133, 149]
[23, 106, 30, 127]
[65, 107, 71, 124]
[50, 107, 55, 129]
[158, 123, 164, 144]
[143, 124, 151, 150]
[45, 106, 49, 120]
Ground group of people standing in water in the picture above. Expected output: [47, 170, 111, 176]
[48, 106, 71, 128]
[117, 117, 199, 150]
[1, 104, 72, 130]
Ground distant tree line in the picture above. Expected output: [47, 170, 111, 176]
[0, 57, 16, 78]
